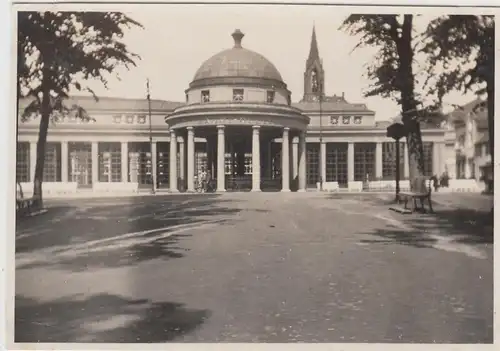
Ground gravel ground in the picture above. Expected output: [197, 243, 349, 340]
[14, 192, 493, 344]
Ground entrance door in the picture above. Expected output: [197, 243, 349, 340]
[156, 142, 170, 189]
[69, 142, 92, 188]
[129, 142, 153, 189]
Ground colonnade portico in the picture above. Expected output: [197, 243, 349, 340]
[166, 124, 308, 193]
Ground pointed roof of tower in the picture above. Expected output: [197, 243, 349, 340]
[306, 25, 320, 69]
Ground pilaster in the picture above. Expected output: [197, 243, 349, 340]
[187, 127, 195, 192]
[252, 125, 261, 192]
[61, 141, 69, 183]
[347, 142, 354, 182]
[217, 125, 226, 192]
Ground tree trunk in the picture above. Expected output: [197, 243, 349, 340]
[32, 86, 51, 208]
[487, 82, 494, 193]
[398, 15, 425, 185]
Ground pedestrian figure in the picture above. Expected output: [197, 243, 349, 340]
[198, 167, 207, 193]
[431, 174, 439, 192]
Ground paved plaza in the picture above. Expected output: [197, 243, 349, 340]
[14, 192, 493, 343]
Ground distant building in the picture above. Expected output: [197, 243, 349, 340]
[16, 27, 449, 195]
[447, 98, 491, 183]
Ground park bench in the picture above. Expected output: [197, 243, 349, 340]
[397, 176, 434, 214]
[16, 182, 41, 217]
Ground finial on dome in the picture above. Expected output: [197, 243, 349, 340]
[232, 29, 244, 48]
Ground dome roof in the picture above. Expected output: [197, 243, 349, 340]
[192, 29, 284, 83]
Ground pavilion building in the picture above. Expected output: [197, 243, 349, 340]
[16, 28, 450, 196]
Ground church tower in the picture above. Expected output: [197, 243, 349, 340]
[302, 25, 325, 102]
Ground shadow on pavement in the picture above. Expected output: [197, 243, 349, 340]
[16, 194, 239, 253]
[15, 293, 210, 343]
[15, 194, 244, 271]
[359, 203, 494, 248]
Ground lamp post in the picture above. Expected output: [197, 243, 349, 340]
[146, 78, 156, 194]
[386, 122, 406, 201]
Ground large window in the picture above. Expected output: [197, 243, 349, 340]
[325, 143, 348, 186]
[128, 142, 152, 187]
[244, 153, 252, 174]
[16, 142, 30, 182]
[225, 153, 233, 175]
[422, 142, 433, 176]
[157, 142, 170, 188]
[354, 143, 375, 181]
[43, 142, 61, 182]
[98, 142, 121, 182]
[195, 142, 207, 176]
[306, 143, 320, 186]
[382, 142, 405, 180]
[69, 142, 92, 187]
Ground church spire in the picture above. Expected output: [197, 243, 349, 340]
[302, 24, 325, 102]
[306, 25, 320, 69]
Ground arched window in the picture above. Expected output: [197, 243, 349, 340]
[311, 69, 318, 93]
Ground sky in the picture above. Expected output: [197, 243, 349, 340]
[72, 5, 479, 121]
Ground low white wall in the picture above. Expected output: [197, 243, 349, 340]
[447, 179, 485, 192]
[348, 181, 363, 192]
[18, 182, 78, 197]
[316, 181, 339, 192]
[17, 181, 140, 198]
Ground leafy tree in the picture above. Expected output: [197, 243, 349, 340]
[18, 11, 142, 206]
[340, 15, 427, 181]
[423, 15, 494, 177]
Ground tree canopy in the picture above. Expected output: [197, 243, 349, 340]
[340, 14, 427, 179]
[423, 15, 494, 104]
[341, 14, 494, 182]
[18, 11, 143, 118]
[17, 11, 143, 202]
[423, 15, 494, 172]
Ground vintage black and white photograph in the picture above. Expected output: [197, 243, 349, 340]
[7, 1, 495, 347]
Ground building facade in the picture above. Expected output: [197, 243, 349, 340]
[16, 28, 451, 195]
[447, 98, 491, 182]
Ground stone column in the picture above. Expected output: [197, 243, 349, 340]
[375, 142, 383, 179]
[61, 141, 69, 183]
[403, 143, 410, 179]
[348, 142, 354, 182]
[206, 137, 212, 175]
[440, 142, 448, 176]
[292, 136, 299, 181]
[464, 156, 471, 179]
[121, 142, 128, 183]
[320, 141, 326, 186]
[91, 141, 99, 185]
[432, 142, 440, 176]
[298, 131, 307, 192]
[169, 129, 178, 192]
[29, 141, 37, 182]
[217, 125, 226, 192]
[187, 127, 195, 192]
[281, 127, 290, 192]
[151, 141, 157, 191]
[252, 126, 261, 192]
[179, 136, 185, 188]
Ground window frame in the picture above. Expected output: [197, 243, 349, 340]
[232, 88, 244, 102]
[201, 90, 210, 103]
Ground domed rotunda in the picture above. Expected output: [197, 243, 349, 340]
[165, 29, 310, 193]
